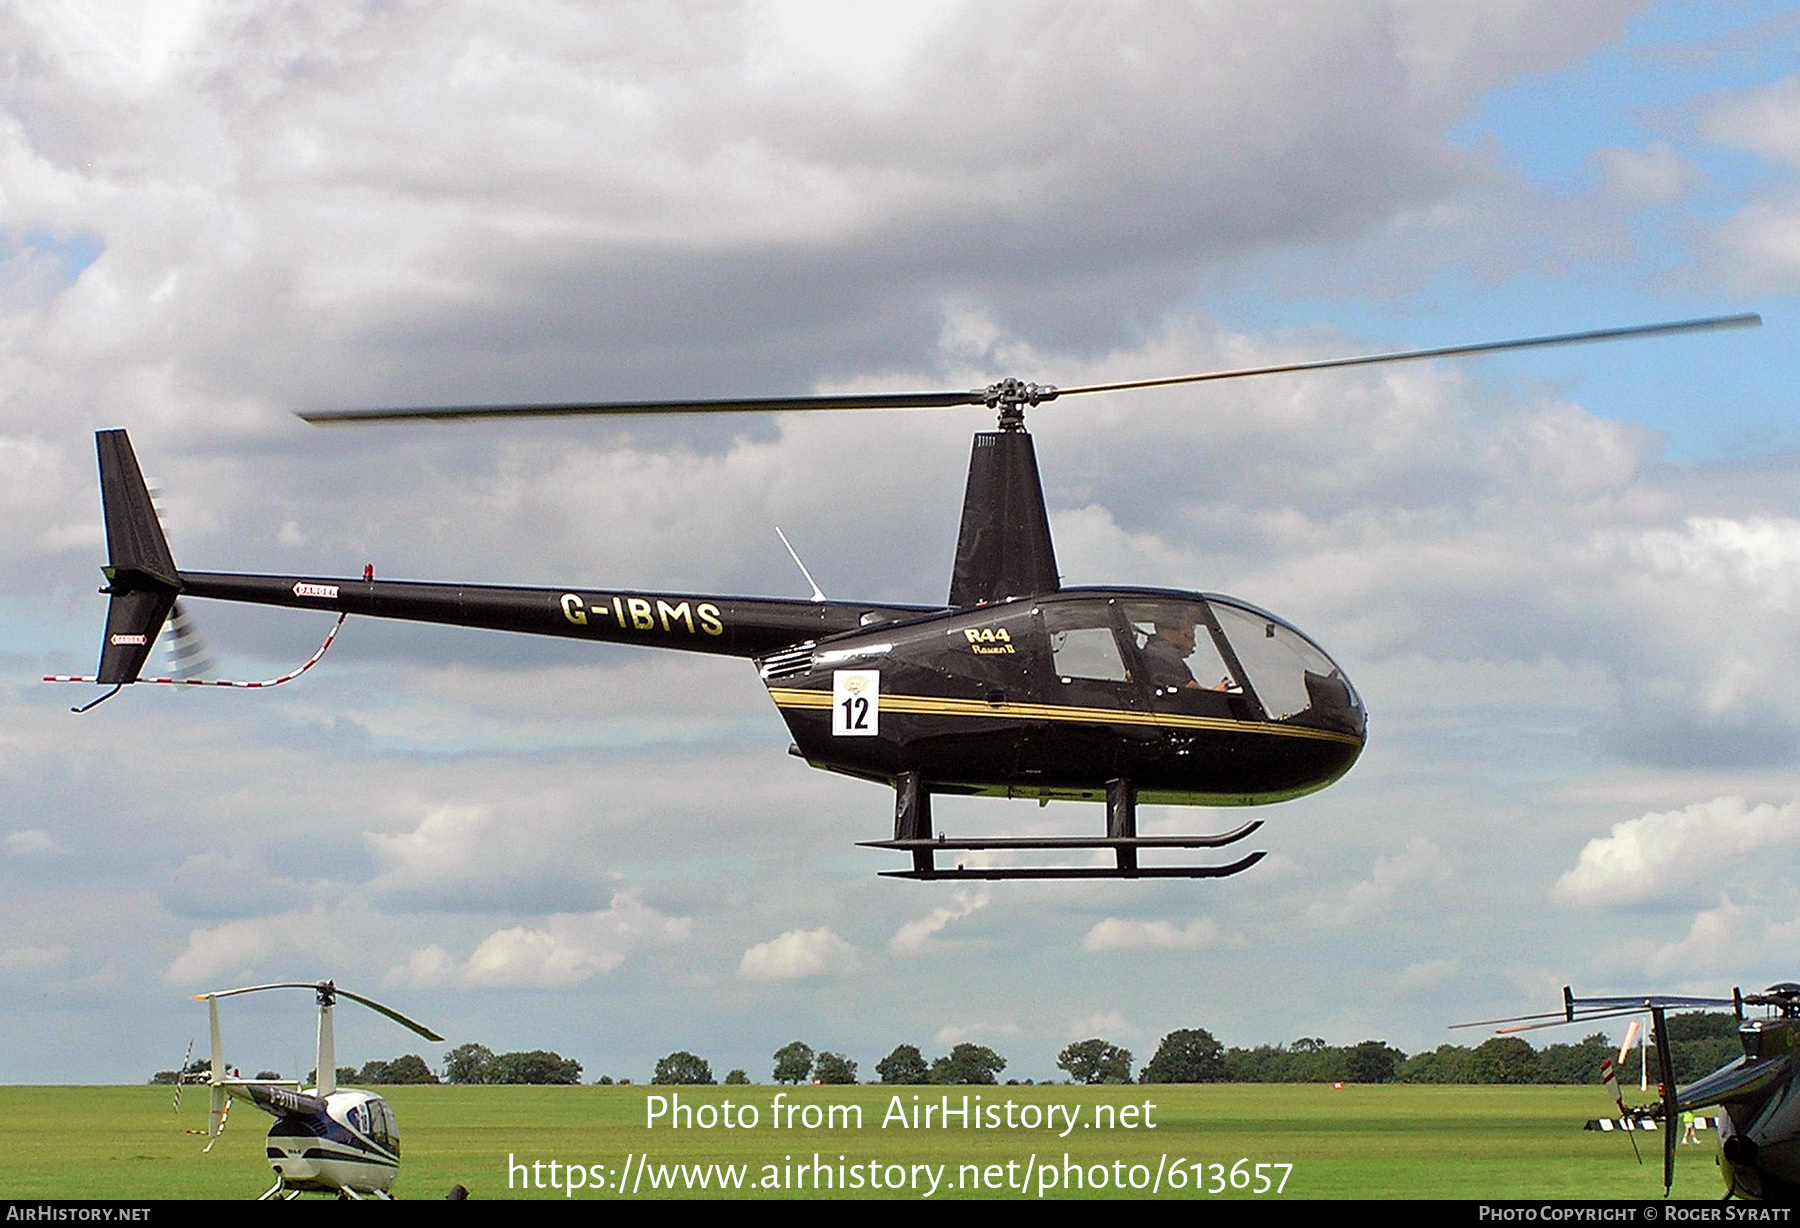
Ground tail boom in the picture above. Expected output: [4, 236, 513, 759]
[177, 571, 938, 660]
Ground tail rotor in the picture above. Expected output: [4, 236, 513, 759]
[171, 1038, 193, 1114]
[47, 431, 343, 704]
[1597, 1054, 1643, 1165]
[144, 482, 215, 683]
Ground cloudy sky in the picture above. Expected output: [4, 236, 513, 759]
[6, 0, 1800, 1085]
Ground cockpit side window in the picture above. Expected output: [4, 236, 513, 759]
[1122, 600, 1239, 696]
[1051, 626, 1126, 682]
[1042, 605, 1129, 682]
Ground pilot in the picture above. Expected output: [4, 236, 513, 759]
[1143, 618, 1201, 690]
[1143, 617, 1232, 693]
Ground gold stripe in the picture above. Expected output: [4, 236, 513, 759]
[766, 688, 1361, 747]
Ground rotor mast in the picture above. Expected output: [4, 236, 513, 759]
[315, 982, 337, 1097]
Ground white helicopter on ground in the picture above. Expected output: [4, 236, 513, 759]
[183, 980, 443, 1200]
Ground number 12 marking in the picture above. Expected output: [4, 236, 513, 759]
[831, 670, 880, 737]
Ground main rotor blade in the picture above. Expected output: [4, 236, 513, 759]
[301, 312, 1758, 425]
[1454, 987, 1739, 1035]
[193, 982, 443, 1042]
[1571, 994, 1737, 1013]
[193, 981, 324, 1002]
[302, 388, 985, 424]
[334, 986, 445, 1042]
[1054, 314, 1762, 398]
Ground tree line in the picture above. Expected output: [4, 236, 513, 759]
[152, 1012, 1746, 1087]
[639, 1015, 1746, 1088]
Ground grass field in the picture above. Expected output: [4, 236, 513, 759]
[0, 1083, 1731, 1200]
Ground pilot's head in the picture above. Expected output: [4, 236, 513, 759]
[1153, 619, 1197, 654]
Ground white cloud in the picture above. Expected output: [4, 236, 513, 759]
[1554, 797, 1800, 908]
[367, 804, 495, 891]
[1396, 959, 1458, 993]
[163, 918, 275, 986]
[0, 945, 70, 975]
[391, 893, 692, 990]
[1706, 73, 1800, 287]
[463, 926, 622, 990]
[1622, 517, 1800, 610]
[1488, 399, 1643, 499]
[888, 889, 988, 955]
[1308, 839, 1448, 926]
[1067, 1010, 1129, 1039]
[738, 927, 860, 982]
[1708, 73, 1800, 166]
[932, 1018, 1022, 1048]
[1594, 141, 1695, 209]
[1081, 917, 1226, 953]
[1644, 900, 1758, 977]
[365, 801, 623, 912]
[384, 944, 457, 989]
[3, 829, 68, 857]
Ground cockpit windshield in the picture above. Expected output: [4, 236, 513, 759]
[1121, 595, 1360, 731]
[1206, 598, 1360, 725]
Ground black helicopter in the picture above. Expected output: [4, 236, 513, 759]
[1467, 983, 1800, 1201]
[62, 315, 1757, 880]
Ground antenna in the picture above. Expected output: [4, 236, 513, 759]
[775, 527, 827, 602]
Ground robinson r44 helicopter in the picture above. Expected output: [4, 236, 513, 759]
[59, 314, 1756, 879]
[1464, 982, 1800, 1201]
[181, 981, 443, 1200]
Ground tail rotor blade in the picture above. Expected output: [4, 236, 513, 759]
[161, 600, 216, 681]
[1601, 1057, 1643, 1164]
[171, 1038, 193, 1113]
[143, 483, 213, 682]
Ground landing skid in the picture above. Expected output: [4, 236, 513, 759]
[257, 1177, 392, 1201]
[865, 773, 1267, 880]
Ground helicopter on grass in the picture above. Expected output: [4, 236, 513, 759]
[57, 314, 1757, 879]
[1463, 982, 1800, 1201]
[181, 980, 443, 1200]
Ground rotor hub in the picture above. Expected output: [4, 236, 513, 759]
[975, 379, 1058, 430]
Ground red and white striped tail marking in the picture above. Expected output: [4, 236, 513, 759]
[46, 614, 346, 689]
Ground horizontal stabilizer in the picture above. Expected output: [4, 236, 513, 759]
[99, 588, 178, 684]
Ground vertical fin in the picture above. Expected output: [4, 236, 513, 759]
[206, 996, 227, 1148]
[948, 429, 1059, 607]
[93, 430, 182, 684]
[1652, 1005, 1677, 1197]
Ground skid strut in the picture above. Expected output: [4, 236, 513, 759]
[864, 776, 1267, 881]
